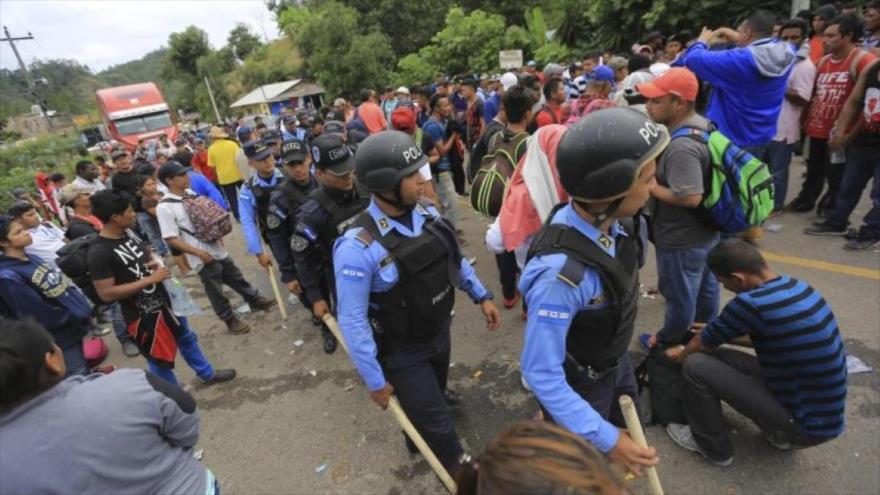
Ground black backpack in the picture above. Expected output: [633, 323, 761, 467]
[56, 233, 103, 305]
[635, 341, 690, 426]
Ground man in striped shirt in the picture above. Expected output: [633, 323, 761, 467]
[667, 239, 846, 466]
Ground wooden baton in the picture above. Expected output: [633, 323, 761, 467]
[265, 264, 288, 320]
[322, 314, 457, 494]
[619, 395, 664, 495]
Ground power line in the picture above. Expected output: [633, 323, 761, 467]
[1, 25, 53, 130]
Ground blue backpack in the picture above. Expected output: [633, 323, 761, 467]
[671, 126, 775, 234]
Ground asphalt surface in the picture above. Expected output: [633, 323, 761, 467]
[103, 156, 879, 495]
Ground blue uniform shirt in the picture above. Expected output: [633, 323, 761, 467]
[239, 169, 285, 255]
[519, 203, 627, 453]
[333, 199, 491, 392]
[187, 171, 227, 210]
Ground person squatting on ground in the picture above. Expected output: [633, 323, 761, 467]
[665, 239, 846, 466]
[335, 130, 501, 476]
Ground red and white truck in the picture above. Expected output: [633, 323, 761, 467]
[95, 82, 177, 150]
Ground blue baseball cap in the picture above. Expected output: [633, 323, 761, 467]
[590, 65, 615, 83]
[236, 126, 252, 140]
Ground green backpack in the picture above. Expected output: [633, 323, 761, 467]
[671, 127, 774, 233]
[469, 130, 529, 217]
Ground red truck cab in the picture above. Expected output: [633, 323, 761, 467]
[95, 82, 178, 151]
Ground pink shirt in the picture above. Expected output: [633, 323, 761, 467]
[774, 56, 816, 144]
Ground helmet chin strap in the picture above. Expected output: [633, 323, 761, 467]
[575, 198, 623, 229]
[376, 184, 411, 212]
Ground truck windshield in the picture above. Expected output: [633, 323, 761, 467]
[114, 112, 173, 136]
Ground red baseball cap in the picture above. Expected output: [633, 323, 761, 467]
[636, 67, 699, 102]
[390, 107, 416, 134]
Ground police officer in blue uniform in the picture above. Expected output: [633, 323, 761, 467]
[334, 130, 501, 475]
[260, 129, 284, 170]
[265, 138, 320, 299]
[292, 134, 369, 354]
[519, 107, 667, 476]
[239, 139, 286, 274]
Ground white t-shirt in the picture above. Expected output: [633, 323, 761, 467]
[419, 164, 431, 181]
[71, 176, 106, 192]
[156, 190, 229, 271]
[25, 223, 67, 268]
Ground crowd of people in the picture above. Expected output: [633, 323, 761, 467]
[1, 3, 876, 494]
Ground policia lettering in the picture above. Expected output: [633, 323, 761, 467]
[520, 108, 668, 469]
[334, 131, 499, 476]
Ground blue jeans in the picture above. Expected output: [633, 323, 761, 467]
[62, 340, 88, 377]
[147, 316, 215, 385]
[656, 242, 721, 344]
[765, 140, 793, 210]
[107, 302, 130, 343]
[827, 145, 880, 237]
[136, 211, 168, 256]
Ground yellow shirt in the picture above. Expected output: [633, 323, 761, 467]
[207, 139, 242, 185]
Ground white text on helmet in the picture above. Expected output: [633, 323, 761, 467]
[638, 121, 661, 146]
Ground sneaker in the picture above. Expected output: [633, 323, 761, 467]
[785, 199, 814, 213]
[90, 326, 112, 337]
[224, 316, 251, 334]
[121, 339, 141, 357]
[666, 423, 733, 467]
[804, 222, 847, 236]
[763, 431, 792, 451]
[503, 292, 521, 309]
[321, 327, 337, 354]
[249, 296, 277, 312]
[442, 388, 463, 407]
[638, 333, 656, 352]
[844, 233, 880, 251]
[203, 368, 236, 386]
[520, 374, 531, 391]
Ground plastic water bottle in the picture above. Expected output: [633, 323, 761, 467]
[164, 277, 202, 317]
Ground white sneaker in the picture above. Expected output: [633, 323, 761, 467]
[666, 423, 733, 467]
[520, 374, 531, 391]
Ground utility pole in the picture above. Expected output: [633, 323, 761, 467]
[1, 25, 53, 130]
[204, 75, 223, 123]
[791, 0, 810, 17]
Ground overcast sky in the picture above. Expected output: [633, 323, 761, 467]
[0, 0, 280, 73]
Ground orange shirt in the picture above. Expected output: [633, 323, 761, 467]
[357, 102, 388, 134]
[809, 35, 825, 64]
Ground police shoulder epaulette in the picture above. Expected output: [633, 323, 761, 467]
[556, 257, 586, 288]
[355, 228, 373, 247]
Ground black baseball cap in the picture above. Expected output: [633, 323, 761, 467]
[281, 138, 309, 163]
[310, 134, 355, 175]
[157, 162, 188, 185]
[323, 120, 346, 137]
[282, 114, 298, 125]
[242, 140, 273, 161]
[111, 149, 128, 160]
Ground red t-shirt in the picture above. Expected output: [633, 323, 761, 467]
[534, 103, 563, 129]
[191, 150, 217, 182]
[805, 49, 877, 139]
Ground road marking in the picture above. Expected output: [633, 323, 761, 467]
[762, 250, 880, 281]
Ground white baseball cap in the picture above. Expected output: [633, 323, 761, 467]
[395, 86, 410, 96]
[500, 72, 518, 91]
[622, 71, 655, 97]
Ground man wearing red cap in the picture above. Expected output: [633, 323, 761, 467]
[637, 68, 721, 352]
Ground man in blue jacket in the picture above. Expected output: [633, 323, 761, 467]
[0, 215, 90, 376]
[673, 10, 796, 152]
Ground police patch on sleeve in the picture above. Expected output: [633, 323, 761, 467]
[536, 304, 572, 326]
[266, 214, 282, 229]
[291, 235, 309, 252]
[296, 222, 319, 241]
[341, 265, 366, 281]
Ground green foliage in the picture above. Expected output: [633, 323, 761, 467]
[585, 0, 790, 51]
[340, 0, 448, 57]
[0, 134, 85, 211]
[227, 24, 262, 61]
[398, 8, 507, 79]
[279, 1, 395, 97]
[164, 26, 212, 78]
[533, 42, 572, 65]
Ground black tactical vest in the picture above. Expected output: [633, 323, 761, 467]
[527, 212, 640, 370]
[354, 206, 462, 341]
[248, 174, 279, 240]
[311, 187, 369, 251]
[276, 178, 313, 217]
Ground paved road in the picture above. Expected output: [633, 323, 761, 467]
[104, 156, 879, 494]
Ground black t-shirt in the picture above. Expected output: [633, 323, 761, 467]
[86, 230, 169, 323]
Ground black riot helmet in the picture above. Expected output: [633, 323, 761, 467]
[557, 107, 669, 204]
[355, 130, 428, 193]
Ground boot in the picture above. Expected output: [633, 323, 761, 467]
[321, 326, 337, 354]
[249, 295, 277, 312]
[224, 315, 251, 334]
[203, 368, 236, 386]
